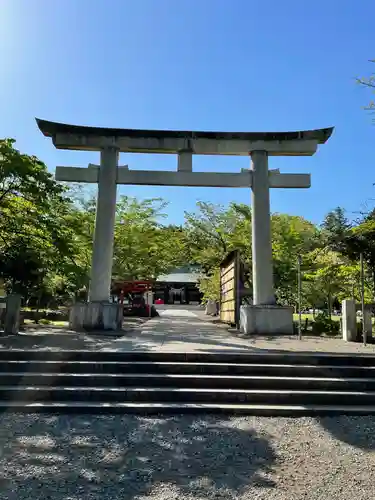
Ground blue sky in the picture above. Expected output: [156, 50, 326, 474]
[1, 0, 375, 225]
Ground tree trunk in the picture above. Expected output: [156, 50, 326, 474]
[327, 292, 332, 318]
[35, 290, 43, 324]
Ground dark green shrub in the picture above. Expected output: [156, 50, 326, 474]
[311, 313, 340, 336]
[39, 318, 51, 325]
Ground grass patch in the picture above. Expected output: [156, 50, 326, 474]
[23, 319, 68, 327]
[52, 321, 69, 327]
[293, 314, 340, 322]
[293, 313, 372, 325]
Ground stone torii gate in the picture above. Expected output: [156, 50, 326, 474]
[36, 119, 333, 332]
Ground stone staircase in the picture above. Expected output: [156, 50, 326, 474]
[0, 350, 375, 415]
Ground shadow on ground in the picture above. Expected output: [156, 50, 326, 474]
[0, 331, 121, 351]
[317, 415, 375, 450]
[0, 413, 277, 499]
[0, 318, 149, 351]
[2, 313, 375, 355]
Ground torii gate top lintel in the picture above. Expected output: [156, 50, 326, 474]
[36, 118, 333, 156]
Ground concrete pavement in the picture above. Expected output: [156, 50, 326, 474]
[108, 306, 252, 352]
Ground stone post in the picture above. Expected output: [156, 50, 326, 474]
[342, 299, 357, 341]
[251, 151, 275, 305]
[89, 147, 119, 302]
[4, 294, 22, 335]
[0, 299, 6, 328]
[363, 307, 372, 340]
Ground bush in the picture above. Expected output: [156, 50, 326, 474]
[311, 313, 340, 336]
[46, 310, 69, 321]
[39, 318, 51, 325]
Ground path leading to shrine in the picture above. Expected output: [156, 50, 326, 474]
[107, 305, 375, 355]
[110, 305, 252, 352]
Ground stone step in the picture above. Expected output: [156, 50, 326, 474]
[1, 401, 375, 415]
[1, 360, 375, 378]
[3, 372, 375, 391]
[1, 350, 375, 366]
[1, 350, 375, 414]
[2, 386, 375, 405]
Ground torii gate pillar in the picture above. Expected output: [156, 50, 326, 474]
[251, 150, 274, 306]
[90, 147, 118, 302]
[240, 150, 294, 335]
[71, 147, 123, 331]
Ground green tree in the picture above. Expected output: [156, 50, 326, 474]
[321, 207, 375, 301]
[347, 214, 375, 300]
[185, 201, 252, 270]
[321, 207, 352, 253]
[184, 201, 252, 303]
[112, 197, 186, 281]
[198, 268, 221, 303]
[52, 196, 96, 298]
[304, 250, 354, 316]
[0, 139, 75, 299]
[272, 214, 321, 306]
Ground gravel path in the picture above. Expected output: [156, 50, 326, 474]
[0, 318, 149, 351]
[238, 334, 375, 355]
[0, 413, 374, 499]
[0, 331, 120, 351]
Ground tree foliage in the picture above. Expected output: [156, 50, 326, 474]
[357, 59, 375, 115]
[272, 213, 320, 305]
[113, 196, 186, 281]
[184, 201, 252, 302]
[0, 139, 75, 299]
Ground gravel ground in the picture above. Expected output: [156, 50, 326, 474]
[0, 331, 120, 351]
[0, 413, 374, 499]
[239, 334, 375, 355]
[0, 319, 149, 351]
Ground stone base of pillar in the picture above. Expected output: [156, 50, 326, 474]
[240, 305, 294, 335]
[69, 302, 123, 331]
